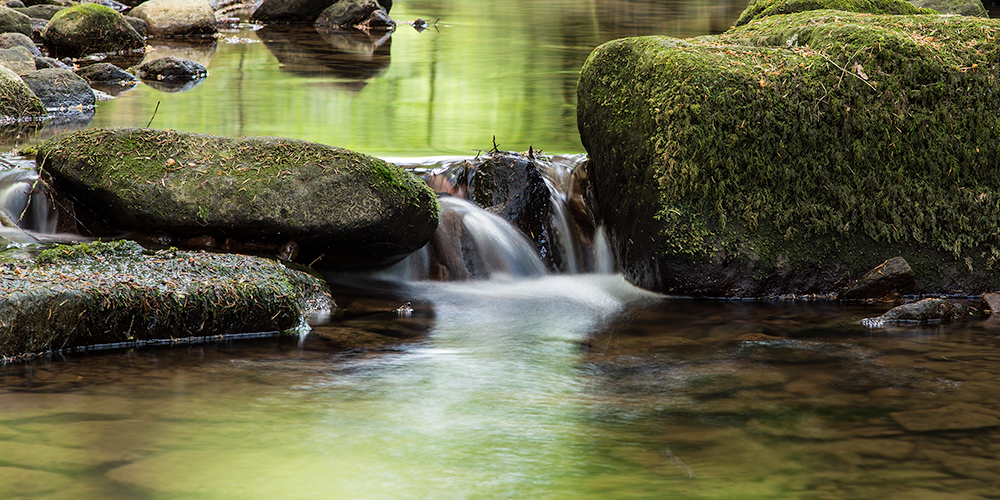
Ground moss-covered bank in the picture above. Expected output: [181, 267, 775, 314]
[0, 240, 333, 360]
[578, 5, 1000, 296]
[36, 128, 440, 270]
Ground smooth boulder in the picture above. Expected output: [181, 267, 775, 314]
[0, 45, 34, 73]
[252, 0, 337, 22]
[128, 0, 217, 37]
[41, 3, 145, 58]
[20, 68, 96, 112]
[315, 0, 393, 29]
[578, 1, 1000, 297]
[36, 128, 440, 270]
[0, 32, 39, 56]
[0, 5, 32, 36]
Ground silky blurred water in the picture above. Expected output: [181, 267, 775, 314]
[4, 1, 1000, 499]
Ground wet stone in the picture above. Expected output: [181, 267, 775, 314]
[890, 406, 1000, 432]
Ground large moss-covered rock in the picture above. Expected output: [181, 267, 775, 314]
[735, 0, 934, 26]
[41, 3, 145, 58]
[0, 65, 45, 122]
[578, 9, 1000, 296]
[0, 240, 333, 359]
[36, 128, 440, 270]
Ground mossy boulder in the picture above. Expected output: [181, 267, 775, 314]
[0, 65, 45, 122]
[0, 240, 333, 359]
[578, 11, 1000, 297]
[40, 3, 145, 58]
[36, 128, 440, 270]
[0, 5, 32, 37]
[735, 0, 935, 26]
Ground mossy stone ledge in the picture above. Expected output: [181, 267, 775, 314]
[36, 128, 440, 270]
[578, 6, 1000, 297]
[0, 240, 334, 360]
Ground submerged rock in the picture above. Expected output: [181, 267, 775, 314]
[837, 257, 915, 301]
[0, 240, 333, 359]
[578, 0, 1000, 297]
[861, 298, 972, 327]
[128, 0, 217, 37]
[41, 3, 145, 58]
[36, 128, 440, 270]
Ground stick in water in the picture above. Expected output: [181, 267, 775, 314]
[147, 101, 160, 128]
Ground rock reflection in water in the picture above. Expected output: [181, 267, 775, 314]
[258, 24, 391, 92]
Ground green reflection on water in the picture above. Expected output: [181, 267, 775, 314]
[79, 0, 746, 157]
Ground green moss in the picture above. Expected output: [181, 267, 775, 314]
[579, 12, 1000, 293]
[735, 0, 936, 27]
[36, 239, 143, 265]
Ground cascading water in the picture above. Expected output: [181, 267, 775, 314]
[387, 151, 616, 282]
[0, 164, 59, 243]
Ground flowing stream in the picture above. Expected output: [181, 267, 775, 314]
[3, 1, 1000, 499]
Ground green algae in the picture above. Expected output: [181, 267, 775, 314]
[578, 11, 1000, 295]
[0, 240, 334, 359]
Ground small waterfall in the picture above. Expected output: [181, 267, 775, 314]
[379, 197, 548, 281]
[0, 167, 57, 235]
[401, 151, 616, 282]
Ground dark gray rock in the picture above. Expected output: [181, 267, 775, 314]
[134, 55, 207, 80]
[0, 32, 39, 56]
[315, 0, 393, 29]
[20, 68, 96, 112]
[12, 3, 64, 19]
[837, 256, 915, 301]
[75, 61, 137, 85]
[33, 55, 71, 70]
[3, 1, 26, 8]
[468, 152, 555, 267]
[123, 15, 147, 37]
[252, 0, 335, 22]
[36, 128, 440, 270]
[41, 3, 145, 58]
[0, 5, 32, 36]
